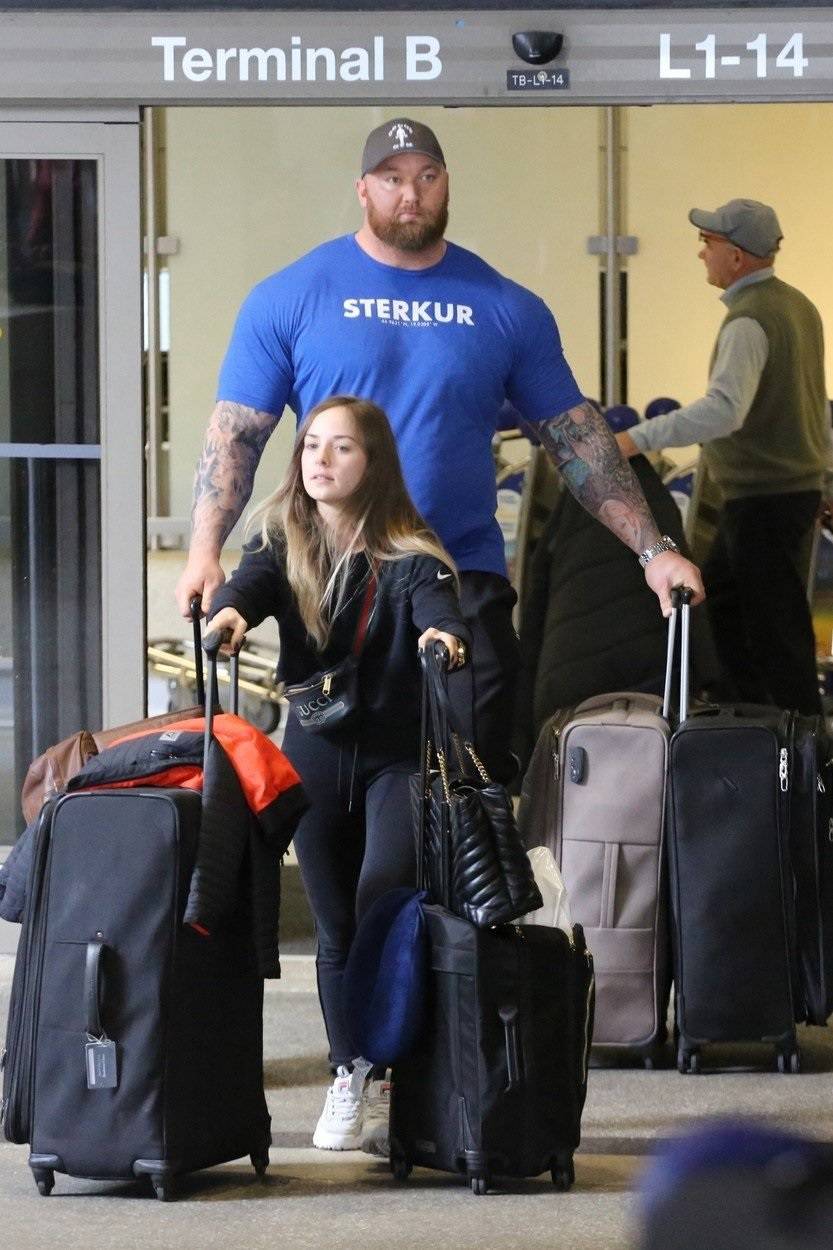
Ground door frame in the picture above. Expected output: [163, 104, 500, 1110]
[0, 114, 143, 725]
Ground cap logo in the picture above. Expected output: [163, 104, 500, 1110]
[387, 121, 415, 151]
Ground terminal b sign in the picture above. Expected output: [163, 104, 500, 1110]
[0, 11, 831, 104]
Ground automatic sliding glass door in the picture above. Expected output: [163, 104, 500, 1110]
[0, 121, 141, 841]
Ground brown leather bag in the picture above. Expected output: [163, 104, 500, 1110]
[21, 600, 208, 824]
[21, 704, 203, 824]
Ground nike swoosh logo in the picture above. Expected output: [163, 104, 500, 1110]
[437, 571, 452, 581]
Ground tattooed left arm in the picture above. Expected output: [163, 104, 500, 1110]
[535, 400, 660, 552]
[533, 401, 705, 612]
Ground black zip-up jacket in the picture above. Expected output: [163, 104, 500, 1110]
[210, 545, 470, 753]
[513, 455, 720, 766]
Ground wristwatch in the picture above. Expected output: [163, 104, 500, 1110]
[638, 535, 680, 568]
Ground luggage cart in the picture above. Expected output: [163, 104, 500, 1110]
[147, 637, 285, 738]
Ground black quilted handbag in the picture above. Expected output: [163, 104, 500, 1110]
[415, 645, 542, 928]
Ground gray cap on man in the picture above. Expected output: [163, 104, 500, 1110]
[688, 199, 783, 258]
[361, 118, 446, 177]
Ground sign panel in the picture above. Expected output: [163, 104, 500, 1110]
[0, 9, 831, 104]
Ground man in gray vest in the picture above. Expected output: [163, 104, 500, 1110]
[617, 199, 829, 714]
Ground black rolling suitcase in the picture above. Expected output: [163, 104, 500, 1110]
[389, 646, 595, 1195]
[1, 634, 272, 1199]
[665, 591, 803, 1074]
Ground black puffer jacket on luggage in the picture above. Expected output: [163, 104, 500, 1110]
[514, 454, 719, 766]
[1, 724, 307, 978]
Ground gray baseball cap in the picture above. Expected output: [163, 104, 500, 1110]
[688, 199, 783, 258]
[361, 118, 446, 177]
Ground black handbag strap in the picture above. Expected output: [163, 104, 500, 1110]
[420, 645, 453, 782]
[417, 645, 455, 905]
[417, 655, 431, 894]
[421, 644, 489, 786]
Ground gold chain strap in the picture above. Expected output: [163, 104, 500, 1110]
[436, 747, 452, 802]
[464, 741, 492, 785]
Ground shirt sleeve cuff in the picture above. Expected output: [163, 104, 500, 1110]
[628, 424, 651, 452]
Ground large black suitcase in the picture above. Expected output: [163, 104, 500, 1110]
[1, 635, 272, 1199]
[665, 592, 803, 1074]
[390, 645, 595, 1195]
[390, 905, 594, 1194]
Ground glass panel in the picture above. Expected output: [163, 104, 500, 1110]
[0, 157, 101, 844]
[0, 158, 99, 444]
[0, 459, 102, 840]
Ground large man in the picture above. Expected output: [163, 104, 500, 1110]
[177, 117, 703, 778]
[617, 199, 829, 716]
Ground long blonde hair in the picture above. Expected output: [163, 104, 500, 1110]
[247, 395, 457, 649]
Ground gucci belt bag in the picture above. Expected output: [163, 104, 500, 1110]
[284, 572, 376, 735]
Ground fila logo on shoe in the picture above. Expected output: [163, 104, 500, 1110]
[343, 297, 474, 326]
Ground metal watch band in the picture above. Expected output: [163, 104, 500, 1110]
[638, 535, 680, 568]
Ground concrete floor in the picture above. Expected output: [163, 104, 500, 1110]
[2, 950, 833, 1250]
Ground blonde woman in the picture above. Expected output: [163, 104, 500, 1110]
[209, 395, 469, 1156]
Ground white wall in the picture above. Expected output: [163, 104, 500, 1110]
[163, 104, 602, 530]
[164, 100, 833, 505]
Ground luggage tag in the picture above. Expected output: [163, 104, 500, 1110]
[85, 1034, 118, 1090]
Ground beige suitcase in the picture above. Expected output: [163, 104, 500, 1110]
[519, 690, 670, 1067]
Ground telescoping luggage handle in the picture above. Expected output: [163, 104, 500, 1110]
[662, 585, 694, 725]
[189, 594, 226, 712]
[189, 596, 206, 706]
[200, 624, 240, 766]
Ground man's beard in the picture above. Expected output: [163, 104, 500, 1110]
[366, 196, 449, 252]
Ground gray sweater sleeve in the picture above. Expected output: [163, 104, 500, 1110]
[630, 317, 769, 452]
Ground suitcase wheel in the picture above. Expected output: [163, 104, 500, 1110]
[551, 1153, 575, 1192]
[470, 1174, 489, 1196]
[677, 1046, 700, 1075]
[151, 1174, 175, 1202]
[32, 1168, 54, 1197]
[389, 1140, 412, 1183]
[250, 1150, 270, 1179]
[776, 1049, 801, 1075]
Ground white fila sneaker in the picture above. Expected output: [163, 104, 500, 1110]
[312, 1065, 366, 1151]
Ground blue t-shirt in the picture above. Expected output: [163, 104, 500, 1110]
[217, 235, 583, 575]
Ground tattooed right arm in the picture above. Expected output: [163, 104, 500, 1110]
[190, 401, 279, 555]
[176, 401, 279, 616]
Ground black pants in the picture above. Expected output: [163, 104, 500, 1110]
[703, 491, 822, 716]
[283, 723, 417, 1071]
[449, 570, 520, 784]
